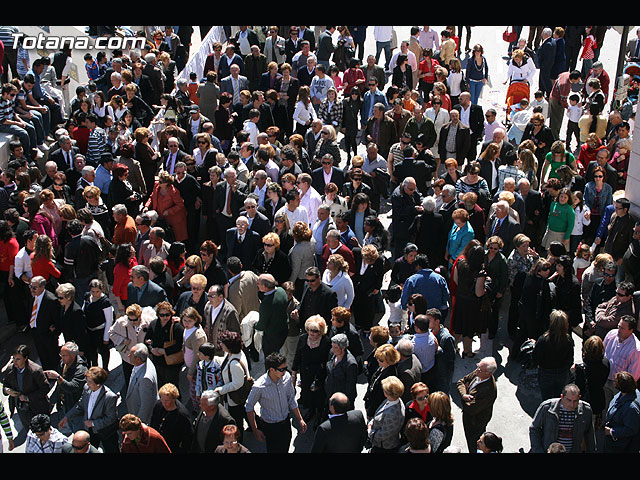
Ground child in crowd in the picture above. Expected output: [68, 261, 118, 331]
[530, 90, 549, 122]
[195, 342, 223, 406]
[243, 108, 261, 146]
[566, 93, 583, 152]
[84, 53, 100, 82]
[188, 72, 200, 105]
[385, 284, 405, 331]
[570, 190, 591, 256]
[573, 243, 592, 284]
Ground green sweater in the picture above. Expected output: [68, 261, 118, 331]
[255, 287, 289, 339]
[547, 201, 575, 240]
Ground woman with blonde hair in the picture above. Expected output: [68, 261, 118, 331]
[252, 231, 291, 286]
[292, 314, 331, 424]
[367, 375, 405, 453]
[108, 303, 151, 387]
[364, 343, 401, 419]
[428, 391, 455, 453]
[149, 382, 193, 453]
[518, 147, 539, 189]
[322, 253, 355, 309]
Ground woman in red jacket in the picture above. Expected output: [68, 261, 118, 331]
[30, 234, 61, 284]
[24, 195, 58, 251]
[112, 242, 138, 314]
[144, 171, 188, 242]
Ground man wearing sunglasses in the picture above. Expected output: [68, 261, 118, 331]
[62, 430, 101, 453]
[592, 280, 635, 339]
[246, 352, 306, 453]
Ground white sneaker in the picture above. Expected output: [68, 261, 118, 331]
[38, 143, 50, 152]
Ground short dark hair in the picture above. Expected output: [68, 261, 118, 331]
[198, 342, 216, 359]
[329, 394, 351, 414]
[265, 352, 286, 371]
[426, 308, 442, 322]
[219, 330, 243, 354]
[414, 314, 430, 333]
[30, 414, 51, 433]
[414, 254, 430, 269]
[226, 256, 243, 275]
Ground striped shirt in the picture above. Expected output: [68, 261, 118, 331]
[0, 96, 16, 124]
[86, 127, 107, 165]
[0, 26, 19, 49]
[245, 371, 298, 423]
[603, 329, 640, 381]
[556, 404, 577, 452]
[0, 401, 13, 441]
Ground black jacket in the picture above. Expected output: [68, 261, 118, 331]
[311, 409, 367, 453]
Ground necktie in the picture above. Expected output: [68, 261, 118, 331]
[30, 300, 38, 328]
[66, 151, 72, 169]
[226, 186, 232, 215]
[635, 40, 640, 58]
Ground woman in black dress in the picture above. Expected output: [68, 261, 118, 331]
[251, 232, 292, 287]
[363, 343, 400, 420]
[451, 244, 488, 358]
[213, 93, 235, 154]
[551, 254, 582, 328]
[571, 335, 610, 427]
[81, 279, 114, 368]
[108, 163, 142, 216]
[291, 315, 332, 424]
[351, 245, 384, 333]
[341, 85, 362, 164]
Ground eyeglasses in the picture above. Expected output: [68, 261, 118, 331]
[593, 175, 604, 178]
[263, 243, 274, 247]
[321, 132, 329, 136]
[157, 312, 172, 317]
[603, 272, 616, 277]
[197, 140, 208, 145]
[72, 443, 88, 450]
[488, 246, 499, 251]
[274, 366, 287, 372]
[352, 177, 362, 181]
[127, 316, 140, 322]
[415, 395, 428, 401]
[308, 329, 320, 334]
[617, 291, 629, 296]
[306, 277, 319, 283]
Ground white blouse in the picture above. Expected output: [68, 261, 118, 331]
[322, 269, 355, 309]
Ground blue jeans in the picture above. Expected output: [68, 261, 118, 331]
[25, 110, 45, 145]
[0, 121, 36, 154]
[375, 41, 392, 70]
[468, 79, 484, 104]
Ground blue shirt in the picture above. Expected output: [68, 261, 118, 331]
[412, 332, 436, 372]
[401, 268, 450, 312]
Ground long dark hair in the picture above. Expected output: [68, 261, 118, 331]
[115, 242, 133, 267]
[0, 220, 14, 243]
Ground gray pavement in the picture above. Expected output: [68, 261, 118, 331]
[0, 25, 629, 453]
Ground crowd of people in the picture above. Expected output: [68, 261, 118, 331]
[0, 24, 639, 454]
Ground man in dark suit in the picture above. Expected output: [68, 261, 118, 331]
[292, 266, 338, 326]
[311, 154, 345, 194]
[537, 28, 557, 97]
[125, 265, 168, 308]
[518, 178, 544, 249]
[626, 27, 640, 60]
[191, 390, 235, 453]
[365, 103, 398, 159]
[230, 26, 261, 56]
[174, 161, 202, 254]
[452, 92, 484, 164]
[217, 45, 246, 80]
[311, 392, 367, 453]
[50, 135, 79, 173]
[28, 276, 60, 371]
[438, 109, 471, 163]
[220, 64, 249, 108]
[240, 91, 274, 133]
[393, 145, 431, 197]
[162, 138, 188, 175]
[485, 200, 521, 255]
[240, 197, 271, 238]
[215, 168, 248, 250]
[457, 356, 498, 453]
[61, 430, 102, 453]
[439, 184, 458, 233]
[2, 344, 51, 431]
[224, 216, 262, 266]
[391, 177, 424, 261]
[299, 26, 316, 51]
[142, 53, 164, 108]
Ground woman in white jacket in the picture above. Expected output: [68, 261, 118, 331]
[214, 330, 250, 441]
[108, 304, 153, 388]
[322, 253, 355, 309]
[292, 85, 318, 135]
[504, 49, 536, 86]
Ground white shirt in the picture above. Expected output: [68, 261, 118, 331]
[322, 269, 355, 308]
[30, 291, 45, 328]
[373, 26, 393, 42]
[253, 183, 267, 206]
[87, 386, 103, 418]
[389, 50, 418, 72]
[299, 187, 322, 226]
[276, 204, 309, 232]
[459, 104, 471, 129]
[14, 247, 33, 281]
[210, 299, 224, 326]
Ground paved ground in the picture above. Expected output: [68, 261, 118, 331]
[0, 25, 629, 453]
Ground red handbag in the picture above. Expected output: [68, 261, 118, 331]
[503, 27, 518, 43]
